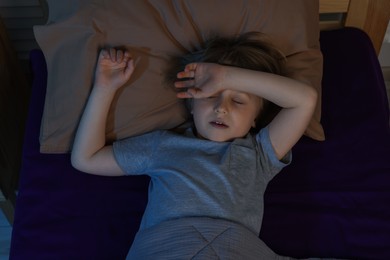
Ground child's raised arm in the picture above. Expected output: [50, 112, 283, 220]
[175, 63, 317, 160]
[71, 48, 135, 176]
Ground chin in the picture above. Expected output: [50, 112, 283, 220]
[207, 135, 236, 142]
[197, 129, 246, 142]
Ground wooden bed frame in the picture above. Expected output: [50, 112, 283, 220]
[0, 0, 389, 226]
[319, 0, 390, 54]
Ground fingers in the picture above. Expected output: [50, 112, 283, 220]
[176, 88, 198, 99]
[175, 63, 198, 98]
[109, 48, 116, 61]
[124, 59, 135, 79]
[176, 91, 193, 99]
[175, 79, 204, 99]
[100, 49, 109, 59]
[184, 63, 197, 72]
[174, 79, 195, 89]
[100, 48, 131, 64]
[177, 63, 197, 79]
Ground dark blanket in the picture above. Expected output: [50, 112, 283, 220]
[261, 28, 390, 259]
[10, 28, 390, 260]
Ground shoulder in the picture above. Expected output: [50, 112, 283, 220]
[254, 126, 292, 175]
[113, 129, 192, 152]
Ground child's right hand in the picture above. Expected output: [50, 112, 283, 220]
[94, 48, 135, 91]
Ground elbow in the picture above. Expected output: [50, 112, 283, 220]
[70, 153, 81, 171]
[304, 85, 318, 112]
[70, 152, 88, 173]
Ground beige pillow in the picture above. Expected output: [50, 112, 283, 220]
[35, 0, 323, 153]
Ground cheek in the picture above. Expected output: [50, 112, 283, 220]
[187, 99, 194, 114]
[245, 105, 262, 127]
[191, 101, 199, 115]
[192, 100, 211, 114]
[252, 99, 263, 121]
[233, 108, 257, 127]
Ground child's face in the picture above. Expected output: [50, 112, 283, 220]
[192, 90, 262, 142]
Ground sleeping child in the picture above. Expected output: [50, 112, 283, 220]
[71, 32, 317, 259]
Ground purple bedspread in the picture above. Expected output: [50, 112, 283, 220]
[10, 28, 390, 259]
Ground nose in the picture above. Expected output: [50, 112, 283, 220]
[214, 97, 228, 114]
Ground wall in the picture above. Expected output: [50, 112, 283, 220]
[0, 0, 47, 71]
[379, 21, 390, 67]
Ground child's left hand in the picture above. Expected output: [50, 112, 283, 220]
[94, 48, 135, 91]
[175, 63, 226, 99]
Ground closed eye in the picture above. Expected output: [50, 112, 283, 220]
[233, 99, 244, 104]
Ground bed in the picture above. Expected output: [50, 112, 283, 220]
[9, 0, 390, 259]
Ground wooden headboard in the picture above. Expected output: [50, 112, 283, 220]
[319, 0, 390, 55]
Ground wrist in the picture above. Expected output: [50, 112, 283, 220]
[90, 84, 118, 104]
[92, 83, 119, 95]
[222, 65, 240, 91]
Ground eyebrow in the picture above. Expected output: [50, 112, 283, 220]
[233, 92, 251, 99]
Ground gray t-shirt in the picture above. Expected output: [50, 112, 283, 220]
[113, 127, 291, 235]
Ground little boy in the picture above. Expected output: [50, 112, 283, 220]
[71, 32, 317, 259]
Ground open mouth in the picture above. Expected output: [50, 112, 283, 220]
[210, 120, 228, 128]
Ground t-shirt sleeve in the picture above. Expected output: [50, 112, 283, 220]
[255, 126, 292, 181]
[113, 131, 162, 175]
